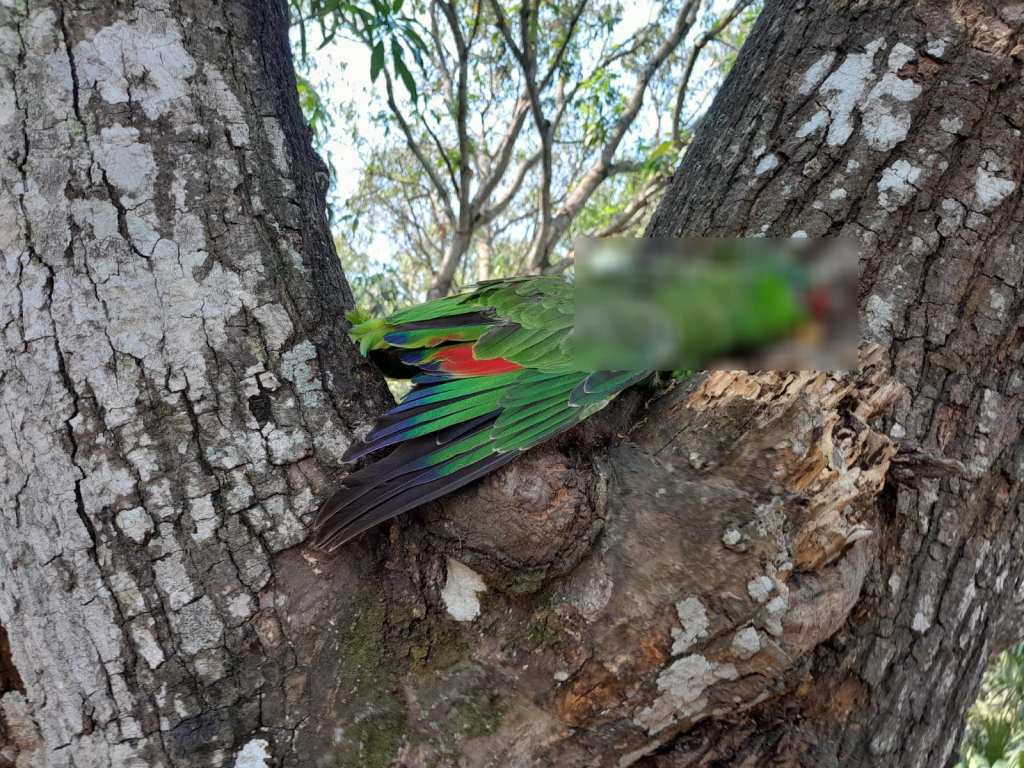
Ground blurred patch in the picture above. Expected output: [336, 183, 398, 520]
[573, 237, 859, 371]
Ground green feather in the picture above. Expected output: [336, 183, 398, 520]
[316, 265, 813, 551]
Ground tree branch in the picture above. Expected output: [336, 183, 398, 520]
[530, 0, 702, 269]
[672, 0, 753, 146]
[382, 71, 456, 223]
[477, 148, 542, 227]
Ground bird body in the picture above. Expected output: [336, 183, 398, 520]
[314, 264, 817, 552]
[314, 277, 649, 551]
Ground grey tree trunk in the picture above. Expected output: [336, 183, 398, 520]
[0, 1, 392, 765]
[0, 1, 1020, 768]
[642, 1, 1024, 765]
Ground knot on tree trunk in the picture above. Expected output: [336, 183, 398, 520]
[424, 449, 607, 595]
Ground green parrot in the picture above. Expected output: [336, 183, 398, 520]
[313, 261, 827, 552]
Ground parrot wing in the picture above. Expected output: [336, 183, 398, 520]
[312, 277, 648, 551]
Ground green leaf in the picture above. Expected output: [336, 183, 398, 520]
[403, 25, 427, 67]
[391, 42, 417, 102]
[370, 41, 385, 82]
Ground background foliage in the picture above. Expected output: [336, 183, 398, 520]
[959, 646, 1024, 768]
[290, 0, 760, 310]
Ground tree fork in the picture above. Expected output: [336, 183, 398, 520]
[1, 1, 1021, 767]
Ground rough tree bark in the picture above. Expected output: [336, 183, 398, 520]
[0, 1, 394, 765]
[0, 3, 1020, 768]
[642, 2, 1024, 765]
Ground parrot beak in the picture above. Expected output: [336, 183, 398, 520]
[794, 320, 825, 347]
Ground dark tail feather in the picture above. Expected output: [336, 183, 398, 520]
[312, 451, 517, 551]
[314, 413, 503, 550]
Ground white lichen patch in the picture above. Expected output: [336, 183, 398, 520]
[926, 37, 949, 57]
[763, 590, 789, 637]
[886, 42, 917, 72]
[731, 627, 761, 660]
[795, 109, 828, 140]
[115, 506, 153, 544]
[235, 738, 272, 768]
[799, 51, 836, 95]
[864, 294, 895, 341]
[153, 550, 197, 611]
[721, 527, 743, 548]
[252, 303, 295, 353]
[978, 389, 1004, 436]
[281, 340, 323, 402]
[441, 559, 487, 622]
[171, 596, 225, 655]
[671, 597, 709, 654]
[877, 160, 923, 211]
[262, 117, 292, 176]
[109, 570, 148, 617]
[202, 67, 250, 147]
[889, 573, 902, 595]
[975, 163, 1017, 211]
[799, 40, 922, 150]
[860, 44, 923, 150]
[187, 495, 218, 542]
[74, 17, 196, 120]
[265, 426, 312, 465]
[754, 153, 780, 176]
[227, 593, 254, 621]
[911, 592, 935, 634]
[805, 38, 884, 146]
[94, 126, 156, 208]
[128, 616, 165, 670]
[747, 576, 774, 603]
[634, 654, 738, 734]
[989, 286, 1010, 316]
[912, 611, 931, 633]
[939, 115, 963, 134]
[257, 496, 308, 552]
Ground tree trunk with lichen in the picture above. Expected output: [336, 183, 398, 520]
[637, 1, 1024, 764]
[1, 2, 1022, 768]
[0, 1, 393, 765]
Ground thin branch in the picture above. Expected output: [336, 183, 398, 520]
[533, 0, 703, 269]
[671, 0, 753, 146]
[437, 0, 474, 223]
[477, 148, 542, 226]
[428, 4, 456, 109]
[382, 71, 455, 223]
[469, 96, 532, 209]
[419, 112, 460, 195]
[538, 0, 588, 92]
[592, 175, 668, 237]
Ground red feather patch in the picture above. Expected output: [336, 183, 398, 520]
[432, 344, 522, 376]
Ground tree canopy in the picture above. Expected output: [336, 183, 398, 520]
[291, 0, 760, 305]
